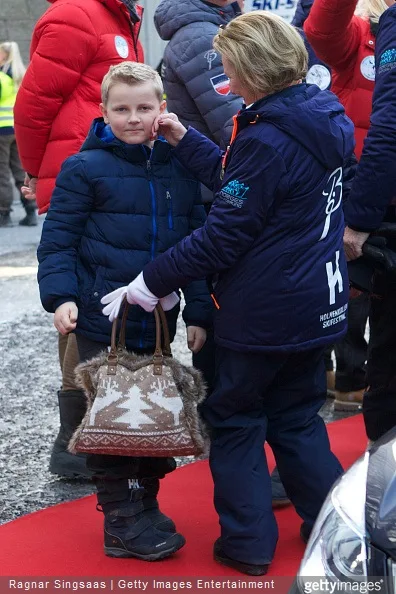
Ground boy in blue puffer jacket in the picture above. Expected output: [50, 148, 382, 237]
[37, 62, 213, 561]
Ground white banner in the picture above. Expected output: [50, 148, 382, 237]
[243, 0, 297, 24]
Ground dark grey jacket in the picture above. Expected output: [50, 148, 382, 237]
[154, 0, 243, 147]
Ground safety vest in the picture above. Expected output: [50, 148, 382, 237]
[0, 71, 16, 128]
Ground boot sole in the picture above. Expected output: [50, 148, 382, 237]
[214, 551, 269, 576]
[334, 400, 362, 412]
[272, 498, 291, 509]
[104, 535, 186, 561]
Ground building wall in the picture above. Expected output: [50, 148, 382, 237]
[1, 0, 166, 67]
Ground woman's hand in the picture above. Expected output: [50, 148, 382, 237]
[21, 174, 37, 201]
[54, 302, 78, 335]
[151, 113, 187, 146]
[187, 326, 207, 354]
[343, 227, 370, 261]
[101, 273, 180, 321]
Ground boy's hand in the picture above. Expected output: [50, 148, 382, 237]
[151, 113, 187, 146]
[54, 302, 78, 335]
[187, 326, 207, 354]
[21, 174, 37, 201]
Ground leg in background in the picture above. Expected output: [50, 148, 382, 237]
[0, 135, 14, 226]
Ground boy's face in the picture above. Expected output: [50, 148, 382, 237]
[100, 81, 166, 145]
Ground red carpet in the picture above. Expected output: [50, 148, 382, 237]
[0, 415, 366, 577]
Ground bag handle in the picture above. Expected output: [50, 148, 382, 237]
[107, 299, 172, 375]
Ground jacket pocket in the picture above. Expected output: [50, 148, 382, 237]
[80, 266, 105, 307]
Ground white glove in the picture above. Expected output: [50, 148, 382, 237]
[101, 286, 128, 322]
[101, 273, 179, 321]
[159, 292, 180, 311]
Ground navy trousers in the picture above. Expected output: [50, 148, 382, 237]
[200, 345, 343, 565]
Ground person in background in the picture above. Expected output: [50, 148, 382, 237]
[154, 0, 243, 151]
[343, 0, 396, 444]
[293, 0, 332, 91]
[37, 62, 212, 561]
[102, 11, 354, 575]
[154, 0, 244, 398]
[13, 0, 144, 479]
[304, 0, 393, 413]
[0, 42, 37, 227]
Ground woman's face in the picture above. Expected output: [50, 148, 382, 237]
[385, 0, 396, 6]
[222, 55, 252, 103]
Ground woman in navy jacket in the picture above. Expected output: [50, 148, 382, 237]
[102, 12, 355, 575]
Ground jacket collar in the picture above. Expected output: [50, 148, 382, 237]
[81, 119, 172, 164]
[237, 83, 307, 128]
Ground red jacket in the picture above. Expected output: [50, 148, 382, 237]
[14, 0, 144, 214]
[304, 0, 375, 159]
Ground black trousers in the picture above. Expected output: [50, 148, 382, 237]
[333, 293, 369, 392]
[75, 334, 176, 480]
[200, 345, 343, 565]
[364, 272, 396, 440]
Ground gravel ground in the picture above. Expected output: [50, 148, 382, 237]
[0, 202, 360, 525]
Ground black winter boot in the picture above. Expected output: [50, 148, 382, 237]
[0, 213, 12, 227]
[96, 479, 185, 560]
[49, 390, 93, 479]
[140, 477, 176, 533]
[19, 197, 38, 226]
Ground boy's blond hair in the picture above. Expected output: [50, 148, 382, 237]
[101, 62, 164, 105]
[355, 0, 389, 23]
[213, 11, 308, 98]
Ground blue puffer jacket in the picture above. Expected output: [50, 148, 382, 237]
[293, 0, 332, 91]
[143, 84, 355, 353]
[38, 119, 212, 349]
[154, 0, 243, 146]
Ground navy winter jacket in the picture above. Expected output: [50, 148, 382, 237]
[344, 4, 396, 232]
[154, 0, 243, 146]
[143, 84, 355, 353]
[37, 119, 212, 349]
[293, 0, 332, 91]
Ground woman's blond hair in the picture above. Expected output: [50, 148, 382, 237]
[0, 42, 26, 90]
[101, 62, 163, 105]
[213, 10, 308, 99]
[355, 0, 389, 23]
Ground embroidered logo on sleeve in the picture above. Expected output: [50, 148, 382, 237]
[378, 48, 396, 75]
[205, 50, 217, 70]
[219, 179, 250, 208]
[306, 64, 331, 90]
[210, 73, 230, 95]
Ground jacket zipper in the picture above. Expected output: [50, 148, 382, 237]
[139, 318, 147, 349]
[139, 149, 156, 349]
[147, 158, 157, 261]
[166, 191, 174, 229]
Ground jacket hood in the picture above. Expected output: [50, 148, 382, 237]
[80, 118, 171, 162]
[241, 84, 354, 170]
[154, 0, 240, 41]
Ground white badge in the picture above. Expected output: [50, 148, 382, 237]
[115, 35, 129, 59]
[360, 55, 375, 81]
[306, 64, 331, 90]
